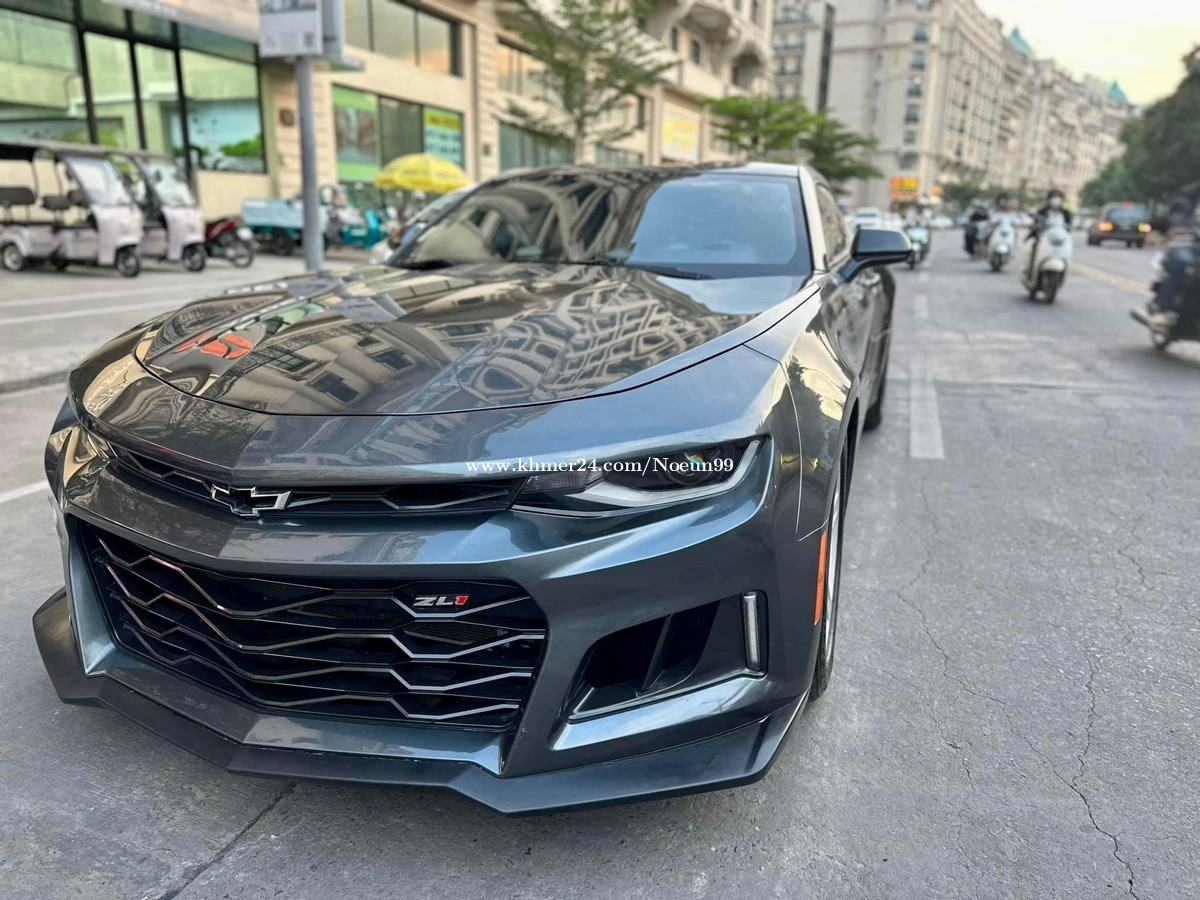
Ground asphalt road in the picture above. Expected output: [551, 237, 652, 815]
[0, 235, 1195, 899]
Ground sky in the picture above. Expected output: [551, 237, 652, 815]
[974, 0, 1199, 104]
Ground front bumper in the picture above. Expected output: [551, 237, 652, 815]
[35, 588, 806, 814]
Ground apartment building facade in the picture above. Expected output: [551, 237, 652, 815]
[0, 0, 769, 216]
[772, 0, 837, 111]
[786, 0, 1134, 208]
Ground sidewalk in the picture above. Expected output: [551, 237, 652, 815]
[0, 255, 307, 393]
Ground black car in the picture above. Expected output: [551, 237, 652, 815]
[1088, 202, 1151, 247]
[35, 164, 909, 813]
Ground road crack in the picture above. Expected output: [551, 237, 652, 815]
[154, 781, 296, 900]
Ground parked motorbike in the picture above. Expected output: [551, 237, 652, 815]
[1022, 212, 1072, 302]
[905, 223, 930, 268]
[205, 215, 255, 267]
[987, 218, 1017, 271]
[1130, 244, 1199, 350]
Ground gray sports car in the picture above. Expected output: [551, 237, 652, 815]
[35, 163, 909, 813]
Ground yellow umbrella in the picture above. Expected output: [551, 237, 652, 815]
[375, 154, 470, 194]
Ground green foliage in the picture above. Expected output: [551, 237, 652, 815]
[500, 0, 676, 162]
[708, 95, 815, 158]
[794, 113, 881, 193]
[1093, 47, 1200, 206]
[221, 135, 264, 159]
[938, 181, 986, 212]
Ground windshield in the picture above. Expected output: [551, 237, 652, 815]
[66, 157, 132, 206]
[143, 161, 196, 207]
[392, 169, 812, 279]
[1106, 204, 1148, 226]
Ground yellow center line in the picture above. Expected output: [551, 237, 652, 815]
[1073, 261, 1147, 295]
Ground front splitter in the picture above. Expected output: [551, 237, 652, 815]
[33, 589, 805, 815]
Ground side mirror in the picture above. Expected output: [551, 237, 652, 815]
[838, 227, 912, 282]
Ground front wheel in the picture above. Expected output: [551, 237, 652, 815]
[182, 243, 206, 272]
[907, 254, 917, 270]
[269, 231, 295, 256]
[225, 236, 254, 268]
[1151, 329, 1172, 351]
[1, 243, 26, 272]
[810, 453, 847, 702]
[115, 246, 140, 278]
[1040, 270, 1061, 303]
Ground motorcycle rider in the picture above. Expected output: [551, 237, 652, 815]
[1147, 182, 1200, 328]
[965, 199, 989, 255]
[1026, 188, 1071, 280]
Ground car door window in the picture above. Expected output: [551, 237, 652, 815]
[815, 184, 848, 267]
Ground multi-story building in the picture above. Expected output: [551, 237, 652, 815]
[772, 0, 837, 111]
[806, 0, 1133, 207]
[0, 0, 769, 216]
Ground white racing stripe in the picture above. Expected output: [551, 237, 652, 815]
[0, 481, 46, 505]
[908, 360, 945, 460]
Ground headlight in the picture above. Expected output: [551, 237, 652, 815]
[236, 226, 253, 241]
[513, 440, 761, 515]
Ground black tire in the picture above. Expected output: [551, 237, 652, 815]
[269, 231, 295, 256]
[1126, 241, 1134, 248]
[907, 255, 916, 270]
[115, 246, 140, 278]
[810, 451, 847, 702]
[990, 254, 1001, 272]
[1040, 271, 1060, 303]
[182, 244, 206, 272]
[863, 341, 888, 432]
[51, 257, 69, 272]
[1, 243, 26, 272]
[1137, 240, 1146, 249]
[226, 237, 254, 268]
[1151, 329, 1172, 351]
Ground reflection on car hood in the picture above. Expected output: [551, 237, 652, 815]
[132, 263, 806, 416]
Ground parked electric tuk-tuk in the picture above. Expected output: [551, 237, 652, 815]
[113, 151, 206, 271]
[0, 141, 143, 276]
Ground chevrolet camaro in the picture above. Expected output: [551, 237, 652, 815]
[35, 163, 909, 813]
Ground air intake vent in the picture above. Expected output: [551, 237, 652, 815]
[80, 523, 547, 729]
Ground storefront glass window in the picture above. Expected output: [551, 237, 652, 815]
[131, 11, 172, 40]
[334, 86, 380, 181]
[81, 0, 126, 29]
[180, 50, 265, 172]
[499, 122, 568, 171]
[0, 9, 88, 143]
[136, 43, 183, 160]
[379, 96, 421, 163]
[179, 23, 256, 63]
[86, 33, 137, 147]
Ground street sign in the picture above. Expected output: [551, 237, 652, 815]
[890, 175, 920, 201]
[259, 0, 322, 58]
[103, 0, 259, 41]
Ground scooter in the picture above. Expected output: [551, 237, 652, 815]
[0, 141, 142, 277]
[987, 218, 1017, 271]
[1130, 244, 1199, 350]
[1021, 212, 1072, 303]
[905, 223, 930, 268]
[205, 215, 255, 267]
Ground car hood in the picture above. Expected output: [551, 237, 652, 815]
[132, 263, 807, 416]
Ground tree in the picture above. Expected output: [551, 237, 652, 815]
[937, 180, 985, 212]
[708, 95, 815, 158]
[500, 0, 677, 163]
[1080, 155, 1136, 208]
[794, 112, 881, 193]
[1124, 49, 1200, 202]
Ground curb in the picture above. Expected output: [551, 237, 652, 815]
[0, 369, 69, 396]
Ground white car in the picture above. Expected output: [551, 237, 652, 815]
[930, 215, 953, 230]
[852, 207, 884, 230]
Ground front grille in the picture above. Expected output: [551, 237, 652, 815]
[80, 522, 547, 729]
[110, 446, 522, 517]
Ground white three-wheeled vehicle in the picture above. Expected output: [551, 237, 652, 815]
[112, 150, 206, 271]
[0, 141, 143, 276]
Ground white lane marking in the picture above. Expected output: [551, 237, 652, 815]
[909, 361, 945, 460]
[918, 270, 930, 283]
[914, 293, 929, 320]
[0, 298, 181, 326]
[0, 280, 214, 309]
[0, 481, 46, 505]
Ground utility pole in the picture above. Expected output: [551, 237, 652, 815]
[294, 54, 322, 271]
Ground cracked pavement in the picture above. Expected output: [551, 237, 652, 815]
[0, 235, 1196, 898]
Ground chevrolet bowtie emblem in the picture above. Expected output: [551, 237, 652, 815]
[209, 484, 294, 517]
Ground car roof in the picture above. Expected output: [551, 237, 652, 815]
[489, 162, 805, 184]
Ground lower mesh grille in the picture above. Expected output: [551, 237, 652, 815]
[80, 522, 547, 729]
